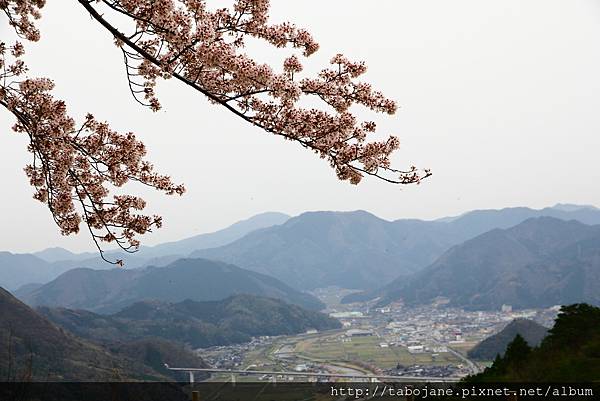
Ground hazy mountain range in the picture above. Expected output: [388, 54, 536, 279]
[0, 212, 290, 291]
[34, 212, 291, 263]
[17, 258, 324, 313]
[346, 217, 600, 310]
[4, 203, 600, 313]
[191, 204, 600, 290]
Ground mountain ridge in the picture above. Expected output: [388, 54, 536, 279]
[191, 206, 600, 290]
[17, 258, 324, 313]
[38, 294, 341, 349]
[0, 286, 204, 381]
[353, 217, 600, 309]
[1, 212, 291, 290]
[5, 204, 600, 292]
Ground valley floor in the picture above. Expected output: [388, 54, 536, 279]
[195, 288, 559, 382]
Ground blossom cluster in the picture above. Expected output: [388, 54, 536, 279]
[0, 0, 44, 41]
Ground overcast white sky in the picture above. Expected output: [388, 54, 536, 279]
[2, 0, 600, 253]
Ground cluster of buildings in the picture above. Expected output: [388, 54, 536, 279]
[375, 303, 556, 348]
[197, 287, 561, 381]
[320, 288, 560, 377]
[386, 364, 460, 378]
[328, 296, 558, 351]
[198, 336, 275, 370]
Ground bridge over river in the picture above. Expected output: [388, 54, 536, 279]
[164, 365, 462, 383]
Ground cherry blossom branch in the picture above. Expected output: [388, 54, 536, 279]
[1, 38, 184, 264]
[1, 0, 431, 262]
[77, 0, 431, 185]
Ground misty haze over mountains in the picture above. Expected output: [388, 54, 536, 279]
[192, 204, 600, 290]
[0, 212, 291, 291]
[33, 211, 291, 264]
[3, 203, 600, 313]
[347, 217, 600, 309]
[17, 258, 325, 313]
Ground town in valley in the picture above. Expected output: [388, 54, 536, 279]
[197, 287, 559, 382]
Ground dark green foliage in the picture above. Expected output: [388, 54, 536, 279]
[476, 335, 531, 381]
[0, 287, 204, 381]
[468, 304, 600, 382]
[544, 303, 600, 349]
[40, 294, 341, 349]
[108, 338, 207, 380]
[468, 319, 548, 361]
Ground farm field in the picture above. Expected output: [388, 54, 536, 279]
[294, 333, 461, 369]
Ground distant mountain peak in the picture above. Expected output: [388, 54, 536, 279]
[551, 203, 599, 212]
[512, 215, 585, 227]
[294, 209, 380, 218]
[33, 247, 80, 263]
[14, 212, 292, 277]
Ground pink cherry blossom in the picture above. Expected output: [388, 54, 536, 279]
[1, 0, 430, 260]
